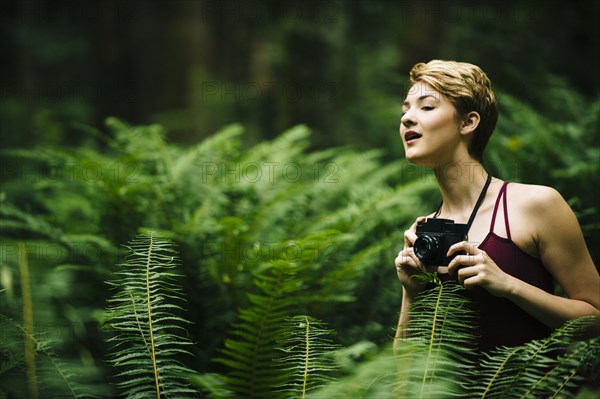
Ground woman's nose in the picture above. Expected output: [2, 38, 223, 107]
[401, 111, 415, 127]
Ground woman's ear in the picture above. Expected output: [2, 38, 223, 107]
[460, 111, 480, 136]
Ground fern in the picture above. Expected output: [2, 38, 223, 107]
[309, 279, 598, 399]
[199, 232, 340, 399]
[0, 314, 92, 398]
[104, 232, 197, 398]
[0, 202, 65, 241]
[18, 325, 81, 398]
[276, 316, 339, 398]
[473, 316, 600, 399]
[395, 279, 479, 398]
[308, 343, 399, 399]
[313, 278, 598, 399]
[210, 260, 303, 398]
[3, 115, 598, 398]
[309, 340, 466, 399]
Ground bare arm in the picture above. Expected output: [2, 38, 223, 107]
[393, 216, 428, 353]
[508, 186, 599, 328]
[394, 289, 414, 352]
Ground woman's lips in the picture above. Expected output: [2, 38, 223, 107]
[404, 131, 422, 144]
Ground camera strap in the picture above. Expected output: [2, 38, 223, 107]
[434, 173, 492, 237]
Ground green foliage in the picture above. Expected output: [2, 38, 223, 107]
[474, 317, 600, 399]
[1, 117, 434, 396]
[198, 232, 342, 399]
[104, 232, 196, 398]
[0, 316, 84, 399]
[210, 242, 314, 399]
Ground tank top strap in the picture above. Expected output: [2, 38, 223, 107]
[489, 181, 512, 240]
[502, 182, 512, 240]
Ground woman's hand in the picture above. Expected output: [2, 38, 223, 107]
[446, 241, 515, 297]
[395, 216, 430, 297]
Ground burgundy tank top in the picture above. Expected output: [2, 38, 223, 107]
[439, 182, 554, 351]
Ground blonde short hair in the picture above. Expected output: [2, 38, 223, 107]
[409, 60, 498, 162]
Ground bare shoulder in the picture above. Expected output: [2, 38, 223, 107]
[507, 182, 567, 215]
[507, 184, 598, 306]
[504, 182, 578, 256]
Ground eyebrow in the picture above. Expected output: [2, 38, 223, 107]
[402, 94, 438, 107]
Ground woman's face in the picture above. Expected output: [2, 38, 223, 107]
[400, 82, 464, 166]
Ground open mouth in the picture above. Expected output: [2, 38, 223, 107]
[404, 131, 422, 143]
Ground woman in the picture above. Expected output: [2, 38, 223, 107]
[393, 60, 599, 352]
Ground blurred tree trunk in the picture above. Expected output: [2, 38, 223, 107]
[397, 0, 444, 72]
[16, 0, 37, 146]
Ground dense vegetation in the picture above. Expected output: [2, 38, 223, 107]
[1, 84, 599, 396]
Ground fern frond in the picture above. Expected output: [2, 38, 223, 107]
[308, 344, 399, 399]
[104, 232, 197, 398]
[0, 315, 95, 398]
[275, 316, 339, 398]
[308, 342, 463, 399]
[473, 316, 600, 399]
[22, 330, 79, 398]
[204, 235, 334, 399]
[239, 125, 311, 167]
[396, 280, 478, 398]
[212, 262, 298, 399]
[315, 238, 386, 303]
[170, 124, 244, 181]
[311, 280, 479, 399]
[0, 202, 65, 241]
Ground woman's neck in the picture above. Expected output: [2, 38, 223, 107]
[433, 159, 489, 221]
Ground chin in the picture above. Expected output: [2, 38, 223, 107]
[404, 146, 454, 169]
[404, 150, 432, 167]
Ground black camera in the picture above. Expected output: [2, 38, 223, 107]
[414, 218, 468, 266]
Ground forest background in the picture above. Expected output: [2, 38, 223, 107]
[1, 0, 599, 398]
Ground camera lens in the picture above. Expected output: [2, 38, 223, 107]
[414, 235, 440, 264]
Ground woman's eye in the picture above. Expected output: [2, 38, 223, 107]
[422, 106, 434, 111]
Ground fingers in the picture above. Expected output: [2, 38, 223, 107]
[447, 240, 479, 257]
[395, 247, 424, 273]
[446, 242, 492, 288]
[446, 242, 484, 275]
[396, 216, 435, 285]
[404, 230, 418, 248]
[447, 253, 478, 274]
[404, 216, 427, 247]
[413, 215, 427, 225]
[455, 265, 484, 286]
